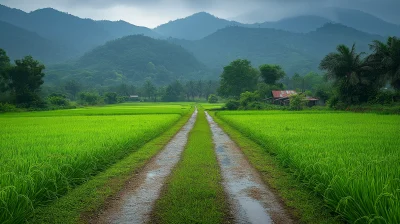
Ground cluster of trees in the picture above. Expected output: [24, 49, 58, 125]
[218, 36, 399, 110]
[0, 49, 46, 108]
[320, 36, 400, 107]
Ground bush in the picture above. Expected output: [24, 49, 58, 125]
[104, 92, 118, 104]
[208, 94, 218, 103]
[48, 94, 70, 107]
[239, 91, 260, 110]
[225, 100, 240, 110]
[78, 92, 102, 105]
[0, 103, 18, 112]
[289, 94, 306, 111]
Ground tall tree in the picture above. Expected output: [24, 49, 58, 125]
[8, 56, 45, 107]
[218, 59, 259, 98]
[64, 80, 81, 100]
[259, 64, 286, 86]
[369, 36, 400, 90]
[319, 44, 379, 105]
[142, 79, 156, 101]
[0, 49, 11, 93]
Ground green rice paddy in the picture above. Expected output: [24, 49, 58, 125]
[0, 103, 191, 223]
[216, 111, 400, 224]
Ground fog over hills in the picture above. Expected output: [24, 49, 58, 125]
[0, 3, 395, 85]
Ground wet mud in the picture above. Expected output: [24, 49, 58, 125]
[206, 112, 294, 224]
[91, 109, 198, 224]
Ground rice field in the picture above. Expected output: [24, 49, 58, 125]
[216, 111, 400, 224]
[0, 103, 191, 223]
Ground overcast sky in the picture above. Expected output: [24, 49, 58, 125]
[0, 0, 398, 28]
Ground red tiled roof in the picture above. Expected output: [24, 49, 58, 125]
[272, 90, 297, 99]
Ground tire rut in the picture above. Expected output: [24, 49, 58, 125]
[91, 109, 198, 224]
[206, 112, 294, 224]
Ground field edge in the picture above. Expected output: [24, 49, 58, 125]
[30, 107, 194, 224]
[151, 108, 231, 224]
[209, 111, 342, 224]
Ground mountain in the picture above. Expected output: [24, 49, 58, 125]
[0, 20, 71, 63]
[45, 35, 209, 86]
[257, 16, 332, 33]
[154, 12, 242, 40]
[97, 20, 161, 39]
[169, 24, 384, 76]
[0, 4, 161, 63]
[315, 7, 400, 37]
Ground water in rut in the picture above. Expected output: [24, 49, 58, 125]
[93, 109, 198, 224]
[206, 112, 293, 224]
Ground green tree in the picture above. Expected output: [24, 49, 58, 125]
[218, 59, 259, 98]
[369, 36, 400, 90]
[319, 44, 378, 105]
[259, 64, 286, 85]
[64, 80, 81, 100]
[8, 56, 45, 107]
[208, 94, 218, 103]
[0, 49, 11, 93]
[239, 91, 261, 110]
[142, 79, 156, 101]
[104, 92, 118, 104]
[162, 81, 184, 102]
[289, 94, 306, 110]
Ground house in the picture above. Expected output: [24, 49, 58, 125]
[266, 90, 319, 106]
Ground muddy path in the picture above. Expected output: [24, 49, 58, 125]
[206, 112, 294, 224]
[91, 109, 198, 224]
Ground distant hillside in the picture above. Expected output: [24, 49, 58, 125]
[170, 24, 384, 76]
[154, 12, 241, 40]
[0, 20, 70, 63]
[257, 16, 332, 33]
[45, 35, 209, 86]
[0, 4, 161, 63]
[314, 7, 400, 36]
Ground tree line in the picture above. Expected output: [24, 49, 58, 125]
[0, 47, 219, 111]
[217, 36, 400, 110]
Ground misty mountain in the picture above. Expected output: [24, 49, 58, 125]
[314, 7, 400, 37]
[170, 24, 384, 76]
[0, 4, 161, 62]
[45, 35, 209, 86]
[154, 12, 241, 40]
[97, 20, 161, 39]
[257, 16, 332, 33]
[0, 20, 71, 63]
[154, 8, 399, 40]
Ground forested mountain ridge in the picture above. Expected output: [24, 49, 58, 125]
[155, 8, 400, 40]
[45, 35, 209, 87]
[0, 4, 162, 63]
[0, 20, 72, 63]
[170, 23, 385, 76]
[154, 12, 242, 40]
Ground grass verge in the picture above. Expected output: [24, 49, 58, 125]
[31, 108, 194, 224]
[151, 108, 229, 224]
[210, 111, 341, 224]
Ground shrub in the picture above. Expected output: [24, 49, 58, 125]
[78, 92, 102, 105]
[239, 91, 260, 110]
[104, 92, 118, 104]
[289, 94, 306, 111]
[0, 103, 18, 112]
[48, 94, 70, 107]
[208, 94, 218, 103]
[225, 100, 240, 110]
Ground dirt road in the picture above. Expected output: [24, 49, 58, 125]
[92, 109, 198, 224]
[206, 112, 293, 224]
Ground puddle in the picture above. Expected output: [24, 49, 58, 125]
[206, 112, 293, 224]
[95, 109, 198, 224]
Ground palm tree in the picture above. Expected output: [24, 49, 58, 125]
[319, 44, 373, 104]
[369, 36, 400, 90]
